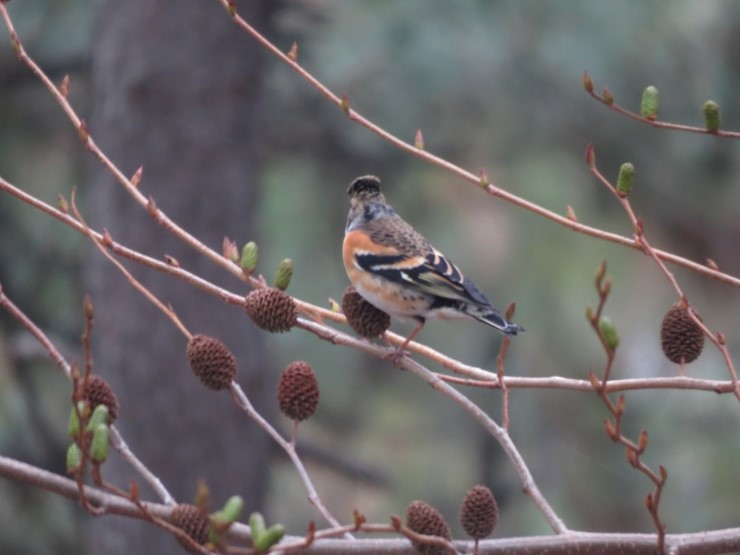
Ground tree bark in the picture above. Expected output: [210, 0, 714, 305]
[84, 2, 276, 552]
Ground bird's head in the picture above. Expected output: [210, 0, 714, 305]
[347, 175, 385, 205]
[345, 175, 393, 232]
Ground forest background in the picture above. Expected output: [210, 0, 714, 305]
[0, 1, 738, 554]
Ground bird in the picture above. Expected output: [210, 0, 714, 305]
[342, 175, 524, 356]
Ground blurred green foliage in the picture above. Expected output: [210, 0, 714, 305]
[1, 0, 739, 552]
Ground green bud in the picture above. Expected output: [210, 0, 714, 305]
[240, 241, 259, 273]
[253, 524, 286, 552]
[68, 407, 80, 438]
[221, 495, 244, 523]
[66, 443, 83, 473]
[208, 510, 228, 546]
[249, 512, 267, 538]
[640, 86, 659, 120]
[211, 510, 226, 527]
[91, 424, 110, 463]
[209, 499, 243, 543]
[599, 317, 620, 351]
[616, 163, 635, 198]
[86, 404, 110, 431]
[68, 402, 88, 438]
[274, 258, 293, 291]
[702, 100, 720, 132]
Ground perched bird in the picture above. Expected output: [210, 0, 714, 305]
[342, 175, 524, 355]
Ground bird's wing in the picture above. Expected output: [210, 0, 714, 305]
[354, 246, 491, 308]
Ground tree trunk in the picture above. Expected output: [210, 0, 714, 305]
[84, 2, 276, 552]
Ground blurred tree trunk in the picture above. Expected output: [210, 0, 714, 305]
[84, 1, 277, 552]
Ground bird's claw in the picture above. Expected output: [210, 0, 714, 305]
[383, 347, 408, 366]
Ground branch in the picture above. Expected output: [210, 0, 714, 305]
[213, 0, 740, 290]
[586, 150, 739, 397]
[5, 452, 740, 554]
[4, 175, 734, 398]
[586, 269, 668, 553]
[583, 73, 740, 139]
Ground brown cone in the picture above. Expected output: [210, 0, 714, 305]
[660, 304, 704, 364]
[406, 500, 451, 555]
[342, 286, 391, 338]
[277, 361, 319, 422]
[244, 288, 297, 333]
[460, 485, 498, 540]
[187, 334, 237, 390]
[82, 375, 120, 423]
[170, 503, 209, 552]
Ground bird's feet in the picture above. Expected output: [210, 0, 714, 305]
[383, 346, 409, 366]
[383, 335, 414, 367]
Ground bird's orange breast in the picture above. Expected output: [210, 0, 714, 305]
[342, 229, 400, 273]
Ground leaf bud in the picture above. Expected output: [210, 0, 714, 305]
[90, 423, 110, 463]
[640, 86, 659, 120]
[702, 100, 720, 133]
[616, 162, 635, 198]
[66, 443, 83, 473]
[240, 241, 259, 273]
[274, 258, 294, 291]
[599, 317, 620, 351]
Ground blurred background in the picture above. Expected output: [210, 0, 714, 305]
[0, 1, 738, 553]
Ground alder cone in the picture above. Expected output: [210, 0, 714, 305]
[660, 304, 704, 364]
[460, 484, 498, 539]
[342, 286, 391, 338]
[170, 504, 209, 552]
[405, 500, 451, 555]
[82, 375, 120, 422]
[277, 361, 319, 422]
[186, 334, 237, 390]
[244, 288, 297, 333]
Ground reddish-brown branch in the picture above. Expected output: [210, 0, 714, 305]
[587, 269, 668, 554]
[1, 3, 739, 551]
[585, 82, 740, 139]
[209, 0, 740, 290]
[3, 176, 735, 398]
[587, 157, 739, 398]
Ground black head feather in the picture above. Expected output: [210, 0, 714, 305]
[348, 175, 382, 199]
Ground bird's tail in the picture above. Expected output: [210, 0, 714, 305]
[473, 310, 525, 336]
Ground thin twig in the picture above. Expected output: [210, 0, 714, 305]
[211, 0, 740, 291]
[394, 353, 568, 534]
[229, 383, 350, 537]
[584, 80, 740, 139]
[3, 176, 734, 398]
[587, 267, 668, 554]
[69, 190, 193, 340]
[0, 283, 175, 504]
[497, 336, 511, 430]
[587, 155, 739, 398]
